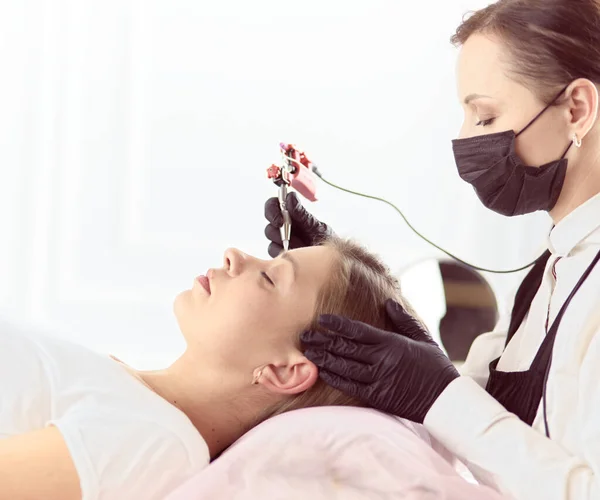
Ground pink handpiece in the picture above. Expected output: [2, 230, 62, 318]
[290, 166, 318, 202]
[277, 143, 318, 202]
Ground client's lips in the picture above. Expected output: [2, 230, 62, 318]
[196, 275, 211, 294]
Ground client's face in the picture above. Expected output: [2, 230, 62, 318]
[173, 245, 336, 374]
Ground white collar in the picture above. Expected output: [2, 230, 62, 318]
[548, 192, 600, 257]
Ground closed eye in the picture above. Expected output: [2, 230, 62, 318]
[476, 118, 496, 127]
[261, 271, 275, 286]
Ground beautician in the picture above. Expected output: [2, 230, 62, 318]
[264, 1, 600, 498]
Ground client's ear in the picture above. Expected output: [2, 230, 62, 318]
[255, 355, 318, 395]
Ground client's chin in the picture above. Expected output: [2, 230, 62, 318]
[173, 290, 193, 326]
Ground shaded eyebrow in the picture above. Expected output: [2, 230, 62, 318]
[279, 251, 298, 281]
[464, 93, 493, 105]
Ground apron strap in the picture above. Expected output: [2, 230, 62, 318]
[505, 250, 552, 347]
[533, 248, 600, 367]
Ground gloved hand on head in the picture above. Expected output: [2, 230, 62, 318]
[264, 193, 458, 424]
[302, 299, 460, 424]
[264, 192, 333, 258]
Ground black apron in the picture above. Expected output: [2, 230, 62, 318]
[485, 249, 600, 429]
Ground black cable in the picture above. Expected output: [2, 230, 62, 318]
[312, 168, 542, 274]
[542, 358, 552, 438]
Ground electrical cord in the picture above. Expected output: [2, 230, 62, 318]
[311, 166, 542, 274]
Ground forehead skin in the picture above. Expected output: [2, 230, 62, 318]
[456, 33, 538, 108]
[280, 245, 337, 316]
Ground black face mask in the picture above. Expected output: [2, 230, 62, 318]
[452, 85, 572, 217]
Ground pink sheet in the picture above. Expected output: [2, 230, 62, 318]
[166, 407, 507, 500]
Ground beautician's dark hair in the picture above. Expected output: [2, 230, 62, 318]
[258, 236, 417, 421]
[451, 0, 600, 103]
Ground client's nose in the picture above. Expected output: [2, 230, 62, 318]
[223, 248, 248, 277]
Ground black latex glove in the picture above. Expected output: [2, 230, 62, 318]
[264, 192, 333, 258]
[301, 299, 459, 424]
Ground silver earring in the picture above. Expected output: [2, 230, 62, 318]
[251, 368, 263, 385]
[573, 133, 582, 148]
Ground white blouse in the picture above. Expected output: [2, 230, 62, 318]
[424, 192, 600, 500]
[0, 320, 209, 500]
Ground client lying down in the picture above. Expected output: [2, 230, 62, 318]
[1, 236, 428, 500]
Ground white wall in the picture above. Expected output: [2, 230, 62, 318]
[0, 0, 551, 367]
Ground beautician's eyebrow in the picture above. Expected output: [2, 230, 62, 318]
[280, 251, 298, 280]
[464, 93, 493, 104]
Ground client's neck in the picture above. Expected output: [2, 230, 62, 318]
[136, 358, 273, 459]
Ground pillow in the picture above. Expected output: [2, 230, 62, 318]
[166, 406, 506, 500]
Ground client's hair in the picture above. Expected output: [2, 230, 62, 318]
[260, 236, 412, 420]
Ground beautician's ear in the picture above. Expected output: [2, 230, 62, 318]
[254, 356, 318, 395]
[566, 79, 599, 140]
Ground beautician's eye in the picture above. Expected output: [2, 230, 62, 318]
[261, 271, 275, 286]
[476, 118, 496, 127]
